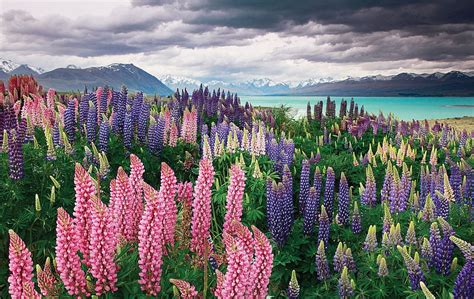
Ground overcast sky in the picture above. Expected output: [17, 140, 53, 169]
[1, 0, 473, 82]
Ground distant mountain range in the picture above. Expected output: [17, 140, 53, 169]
[0, 58, 172, 96]
[1, 58, 474, 96]
[160, 72, 474, 96]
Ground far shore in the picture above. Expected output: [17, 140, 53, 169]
[428, 116, 474, 132]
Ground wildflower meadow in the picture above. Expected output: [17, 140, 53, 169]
[0, 75, 473, 298]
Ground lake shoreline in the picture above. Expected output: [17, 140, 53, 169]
[428, 116, 474, 132]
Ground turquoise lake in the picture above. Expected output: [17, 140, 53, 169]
[239, 96, 474, 120]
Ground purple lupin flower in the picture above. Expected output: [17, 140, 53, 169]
[98, 119, 109, 153]
[381, 161, 393, 203]
[287, 270, 300, 299]
[299, 159, 310, 215]
[361, 165, 377, 207]
[453, 259, 473, 299]
[64, 100, 76, 143]
[351, 202, 362, 234]
[266, 179, 276, 239]
[449, 164, 462, 204]
[113, 86, 127, 134]
[419, 166, 429, 208]
[17, 119, 26, 146]
[434, 171, 447, 218]
[303, 187, 318, 235]
[313, 166, 322, 220]
[156, 116, 165, 153]
[282, 165, 294, 241]
[317, 205, 330, 249]
[338, 267, 354, 299]
[131, 92, 143, 126]
[450, 236, 473, 299]
[437, 218, 455, 275]
[8, 128, 24, 180]
[52, 122, 61, 147]
[266, 180, 285, 246]
[389, 168, 401, 213]
[421, 237, 434, 267]
[429, 222, 442, 271]
[333, 242, 345, 272]
[86, 101, 97, 144]
[79, 95, 90, 131]
[99, 86, 108, 118]
[147, 120, 158, 154]
[315, 240, 330, 281]
[399, 164, 411, 211]
[397, 246, 424, 290]
[123, 110, 133, 150]
[344, 248, 356, 273]
[137, 102, 150, 144]
[363, 225, 377, 252]
[324, 167, 335, 221]
[338, 172, 350, 226]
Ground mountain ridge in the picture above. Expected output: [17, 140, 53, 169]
[0, 59, 172, 96]
[1, 58, 473, 96]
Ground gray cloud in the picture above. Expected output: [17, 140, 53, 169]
[0, 0, 473, 81]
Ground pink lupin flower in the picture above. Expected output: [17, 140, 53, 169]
[191, 159, 215, 256]
[47, 88, 56, 108]
[181, 108, 198, 144]
[214, 269, 225, 298]
[138, 183, 166, 296]
[22, 281, 41, 299]
[220, 233, 251, 298]
[177, 182, 193, 204]
[73, 163, 96, 266]
[89, 196, 118, 296]
[160, 162, 178, 247]
[231, 221, 255, 261]
[169, 121, 178, 147]
[127, 154, 145, 242]
[223, 164, 246, 236]
[56, 208, 89, 297]
[248, 225, 274, 299]
[176, 182, 194, 249]
[8, 230, 40, 299]
[111, 168, 133, 242]
[36, 257, 59, 297]
[170, 279, 198, 299]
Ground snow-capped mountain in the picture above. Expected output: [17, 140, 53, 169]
[0, 58, 44, 74]
[1, 58, 473, 96]
[291, 77, 335, 88]
[158, 75, 203, 91]
[156, 71, 474, 96]
[38, 63, 172, 95]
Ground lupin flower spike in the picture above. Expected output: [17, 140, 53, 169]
[419, 281, 435, 299]
[223, 164, 246, 235]
[405, 220, 417, 245]
[378, 256, 389, 277]
[8, 230, 41, 299]
[397, 245, 424, 290]
[315, 240, 330, 281]
[287, 270, 300, 299]
[169, 279, 198, 299]
[363, 225, 377, 252]
[338, 266, 354, 299]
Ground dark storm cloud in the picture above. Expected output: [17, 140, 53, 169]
[0, 8, 258, 56]
[132, 0, 474, 33]
[126, 0, 474, 65]
[1, 0, 473, 76]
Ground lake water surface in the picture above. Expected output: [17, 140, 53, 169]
[239, 96, 474, 120]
